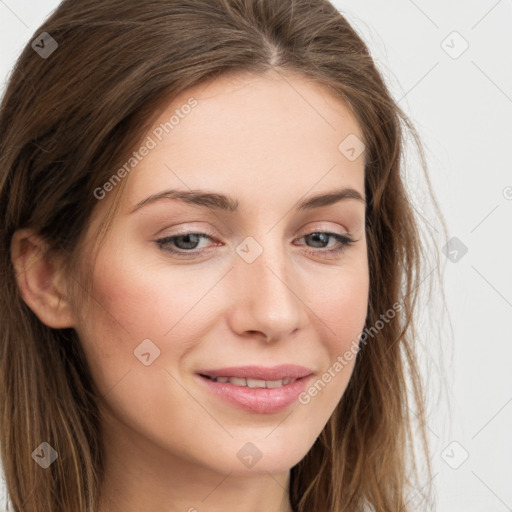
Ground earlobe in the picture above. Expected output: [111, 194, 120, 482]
[10, 228, 75, 329]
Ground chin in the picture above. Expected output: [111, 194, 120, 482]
[206, 429, 317, 475]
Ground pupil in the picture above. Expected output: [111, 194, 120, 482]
[177, 233, 200, 249]
[308, 233, 328, 248]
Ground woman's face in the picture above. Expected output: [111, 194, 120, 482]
[74, 71, 369, 477]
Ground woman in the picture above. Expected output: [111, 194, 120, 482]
[0, 0, 440, 510]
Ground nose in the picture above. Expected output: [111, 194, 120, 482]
[226, 240, 309, 343]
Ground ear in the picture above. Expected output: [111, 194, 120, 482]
[10, 228, 76, 329]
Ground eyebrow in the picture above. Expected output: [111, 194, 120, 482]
[129, 186, 365, 214]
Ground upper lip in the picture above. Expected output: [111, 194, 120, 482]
[197, 364, 314, 381]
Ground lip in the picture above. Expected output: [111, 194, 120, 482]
[195, 365, 314, 414]
[196, 364, 314, 381]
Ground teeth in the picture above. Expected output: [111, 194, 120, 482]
[247, 378, 266, 388]
[266, 379, 284, 388]
[208, 376, 297, 388]
[229, 377, 246, 386]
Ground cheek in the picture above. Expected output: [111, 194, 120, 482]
[72, 245, 177, 393]
[306, 256, 369, 344]
[73, 257, 218, 451]
[74, 237, 237, 407]
[84, 235, 207, 342]
[299, 260, 369, 408]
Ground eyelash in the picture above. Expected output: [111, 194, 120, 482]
[155, 230, 355, 259]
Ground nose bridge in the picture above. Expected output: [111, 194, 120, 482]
[229, 232, 307, 340]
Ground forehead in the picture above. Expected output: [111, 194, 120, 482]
[121, 70, 365, 211]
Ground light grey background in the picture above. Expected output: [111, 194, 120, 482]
[1, 1, 511, 511]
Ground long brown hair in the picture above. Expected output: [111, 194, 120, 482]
[0, 0, 442, 510]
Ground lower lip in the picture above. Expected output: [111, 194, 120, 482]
[196, 374, 313, 414]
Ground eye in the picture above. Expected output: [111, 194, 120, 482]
[295, 231, 355, 258]
[156, 231, 216, 256]
[155, 230, 355, 258]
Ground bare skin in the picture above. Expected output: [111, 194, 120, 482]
[11, 70, 369, 512]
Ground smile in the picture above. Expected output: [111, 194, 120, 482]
[201, 375, 298, 388]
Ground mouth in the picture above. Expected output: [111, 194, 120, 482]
[199, 374, 300, 388]
[195, 365, 314, 414]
